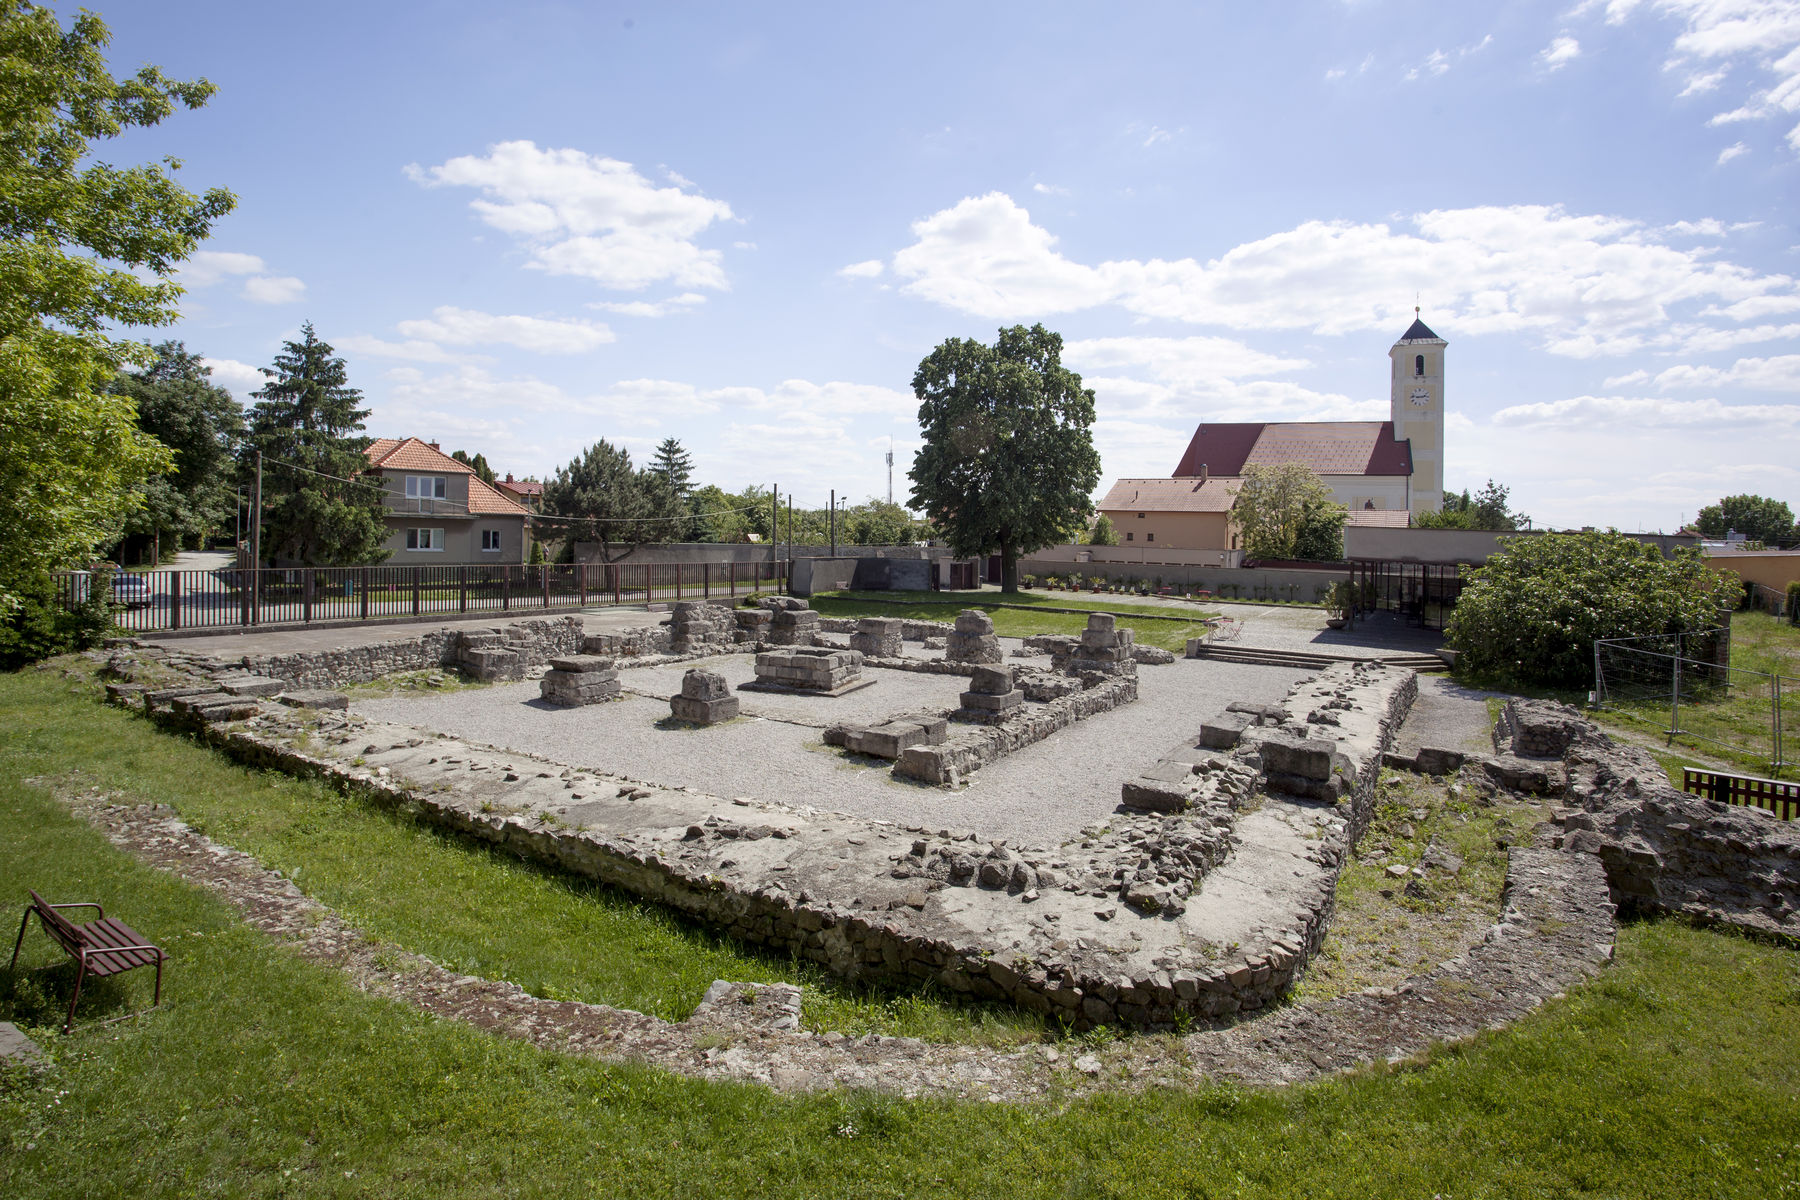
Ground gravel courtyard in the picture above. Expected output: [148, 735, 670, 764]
[354, 642, 1307, 847]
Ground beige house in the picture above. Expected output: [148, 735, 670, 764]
[363, 438, 532, 565]
[1097, 476, 1244, 551]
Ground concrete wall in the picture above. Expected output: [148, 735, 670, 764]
[574, 542, 930, 566]
[1027, 543, 1246, 570]
[1704, 550, 1800, 593]
[1020, 555, 1346, 600]
[791, 557, 858, 596]
[1346, 527, 1705, 566]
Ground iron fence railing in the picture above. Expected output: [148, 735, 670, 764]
[57, 560, 790, 634]
[1594, 630, 1793, 778]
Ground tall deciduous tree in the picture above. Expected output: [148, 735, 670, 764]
[240, 324, 389, 566]
[1233, 464, 1346, 561]
[1696, 494, 1796, 546]
[908, 325, 1101, 593]
[544, 439, 683, 561]
[0, 3, 233, 608]
[110, 341, 243, 560]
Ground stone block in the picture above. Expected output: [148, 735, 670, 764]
[1085, 612, 1116, 635]
[670, 693, 740, 724]
[681, 669, 731, 700]
[957, 689, 1023, 713]
[946, 631, 1003, 664]
[1482, 753, 1564, 796]
[218, 675, 284, 697]
[953, 609, 995, 634]
[1413, 746, 1465, 776]
[1198, 710, 1253, 749]
[968, 664, 1014, 695]
[540, 668, 621, 707]
[1121, 776, 1191, 813]
[548, 654, 615, 674]
[1250, 729, 1338, 782]
[767, 608, 822, 646]
[461, 647, 523, 682]
[277, 689, 349, 710]
[847, 721, 927, 758]
[848, 617, 904, 658]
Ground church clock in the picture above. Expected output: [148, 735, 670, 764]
[1409, 386, 1430, 406]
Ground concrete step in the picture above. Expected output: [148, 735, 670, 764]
[1191, 644, 1450, 672]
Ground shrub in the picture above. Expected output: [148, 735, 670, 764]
[1788, 581, 1800, 626]
[1447, 532, 1736, 688]
[0, 571, 115, 670]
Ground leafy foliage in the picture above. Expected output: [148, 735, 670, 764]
[0, 569, 112, 668]
[239, 324, 389, 566]
[0, 4, 233, 604]
[1695, 493, 1796, 545]
[908, 325, 1101, 592]
[1448, 531, 1736, 687]
[1234, 464, 1346, 561]
[543, 439, 684, 559]
[108, 341, 243, 559]
[1416, 479, 1529, 531]
[1087, 514, 1119, 546]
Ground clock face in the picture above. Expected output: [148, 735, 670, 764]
[1410, 387, 1430, 406]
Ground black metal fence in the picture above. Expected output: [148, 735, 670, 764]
[57, 560, 789, 634]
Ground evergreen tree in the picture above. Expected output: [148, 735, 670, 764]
[240, 323, 389, 565]
[651, 437, 694, 495]
[543, 439, 684, 561]
[450, 449, 496, 484]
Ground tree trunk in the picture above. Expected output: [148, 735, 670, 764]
[1000, 540, 1018, 594]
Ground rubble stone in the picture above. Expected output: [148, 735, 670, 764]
[670, 669, 740, 724]
[539, 654, 621, 706]
[945, 609, 1003, 664]
[848, 617, 905, 658]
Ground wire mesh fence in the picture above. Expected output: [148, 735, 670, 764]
[1594, 630, 1794, 779]
[56, 559, 791, 635]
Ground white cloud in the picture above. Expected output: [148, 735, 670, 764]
[200, 357, 265, 393]
[838, 259, 885, 279]
[1717, 140, 1750, 162]
[1032, 182, 1070, 196]
[1651, 353, 1800, 390]
[1492, 393, 1800, 428]
[241, 275, 306, 304]
[733, 241, 758, 251]
[1540, 36, 1582, 70]
[1407, 49, 1452, 80]
[1064, 336, 1311, 385]
[588, 293, 707, 318]
[407, 140, 735, 291]
[1593, 0, 1800, 154]
[1140, 125, 1173, 147]
[1602, 368, 1653, 387]
[337, 335, 476, 364]
[883, 193, 1800, 356]
[181, 251, 265, 287]
[393, 306, 615, 353]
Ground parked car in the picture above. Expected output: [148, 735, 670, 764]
[65, 565, 157, 609]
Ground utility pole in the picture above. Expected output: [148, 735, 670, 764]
[770, 485, 779, 582]
[250, 450, 263, 626]
[886, 438, 894, 506]
[829, 489, 836, 557]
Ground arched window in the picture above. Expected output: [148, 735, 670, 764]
[1415, 354, 1425, 377]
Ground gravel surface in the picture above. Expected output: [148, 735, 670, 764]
[355, 641, 1307, 847]
[1392, 675, 1505, 757]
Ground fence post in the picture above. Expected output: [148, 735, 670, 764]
[676, 562, 683, 600]
[1593, 641, 1603, 705]
[459, 566, 468, 613]
[543, 565, 551, 610]
[412, 568, 422, 615]
[578, 564, 587, 608]
[614, 564, 621, 606]
[1669, 645, 1682, 743]
[360, 569, 370, 620]
[730, 561, 737, 597]
[502, 567, 511, 612]
[703, 562, 710, 599]
[1775, 673, 1784, 774]
[302, 571, 314, 625]
[169, 571, 182, 631]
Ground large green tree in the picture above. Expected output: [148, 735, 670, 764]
[240, 324, 389, 566]
[1695, 494, 1795, 546]
[543, 439, 684, 560]
[1447, 531, 1735, 687]
[1233, 463, 1346, 561]
[0, 3, 233, 609]
[109, 340, 243, 560]
[651, 437, 694, 496]
[908, 324, 1101, 592]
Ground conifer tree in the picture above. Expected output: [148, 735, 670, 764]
[651, 437, 694, 495]
[240, 323, 389, 565]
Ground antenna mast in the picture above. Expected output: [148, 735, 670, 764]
[886, 437, 894, 506]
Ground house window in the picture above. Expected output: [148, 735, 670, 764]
[1137, 512, 1145, 519]
[405, 528, 444, 551]
[1146, 532, 1154, 542]
[405, 476, 447, 500]
[1126, 531, 1134, 541]
[480, 529, 502, 552]
[1415, 354, 1425, 377]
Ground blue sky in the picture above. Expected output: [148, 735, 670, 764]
[92, 0, 1800, 531]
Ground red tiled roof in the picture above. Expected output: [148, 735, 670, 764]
[1173, 421, 1413, 478]
[1099, 476, 1243, 513]
[365, 437, 474, 474]
[468, 474, 531, 516]
[496, 478, 544, 498]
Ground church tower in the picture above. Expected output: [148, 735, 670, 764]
[1390, 311, 1445, 515]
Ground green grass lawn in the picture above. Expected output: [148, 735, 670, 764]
[3, 666, 1799, 1197]
[808, 590, 1218, 654]
[0, 667, 1043, 1048]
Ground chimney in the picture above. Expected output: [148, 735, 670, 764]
[427, 441, 440, 451]
[506, 473, 514, 483]
[1201, 463, 1209, 483]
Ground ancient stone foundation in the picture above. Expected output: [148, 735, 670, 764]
[743, 647, 871, 695]
[767, 608, 821, 647]
[945, 610, 1002, 664]
[539, 655, 622, 706]
[670, 669, 740, 724]
[824, 713, 949, 759]
[957, 664, 1023, 723]
[848, 617, 904, 658]
[669, 602, 736, 654]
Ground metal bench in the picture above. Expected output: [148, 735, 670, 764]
[9, 890, 165, 1033]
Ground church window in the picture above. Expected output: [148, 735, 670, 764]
[1415, 354, 1425, 377]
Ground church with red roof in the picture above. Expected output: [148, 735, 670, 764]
[1097, 318, 1447, 552]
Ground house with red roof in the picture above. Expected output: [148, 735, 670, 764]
[494, 473, 544, 511]
[363, 438, 532, 564]
[1094, 318, 1447, 552]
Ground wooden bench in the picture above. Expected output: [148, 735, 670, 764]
[9, 890, 164, 1033]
